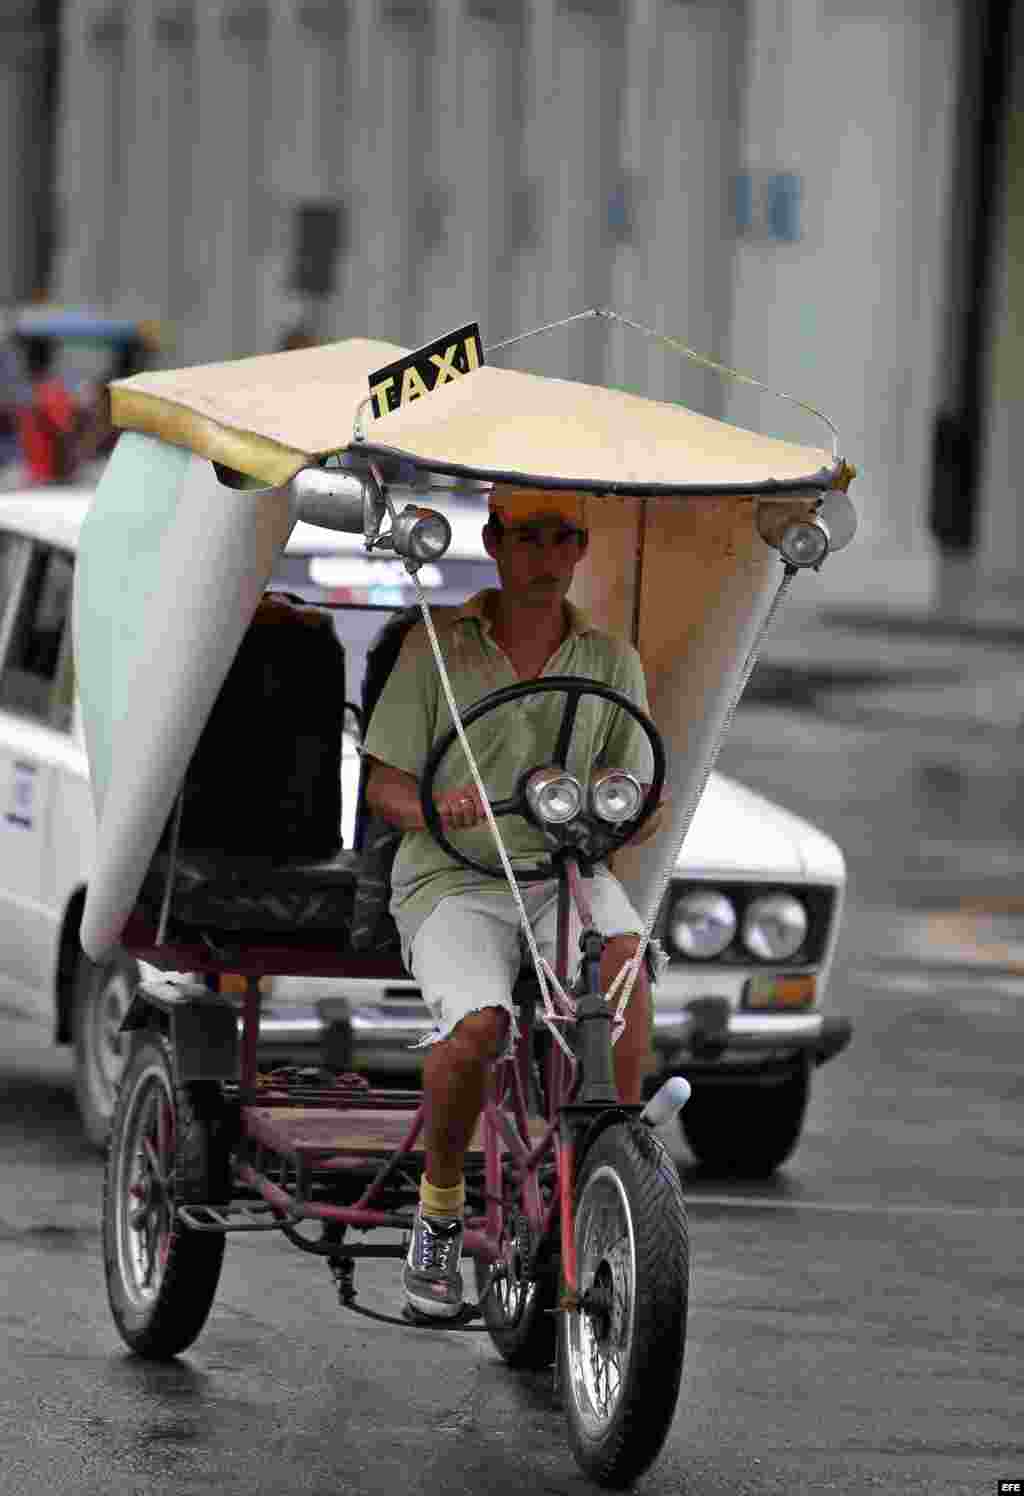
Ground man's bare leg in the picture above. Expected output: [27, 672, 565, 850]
[600, 934, 653, 1104]
[422, 1007, 509, 1189]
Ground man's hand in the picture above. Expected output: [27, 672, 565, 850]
[434, 783, 485, 832]
[619, 793, 672, 848]
[365, 758, 485, 834]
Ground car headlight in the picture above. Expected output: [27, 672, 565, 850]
[589, 768, 643, 824]
[741, 893, 808, 961]
[667, 890, 737, 959]
[525, 767, 583, 825]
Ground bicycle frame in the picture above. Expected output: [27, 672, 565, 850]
[190, 851, 632, 1307]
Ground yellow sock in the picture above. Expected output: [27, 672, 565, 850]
[420, 1176, 465, 1219]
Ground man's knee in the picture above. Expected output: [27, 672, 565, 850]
[601, 933, 646, 980]
[447, 1005, 510, 1062]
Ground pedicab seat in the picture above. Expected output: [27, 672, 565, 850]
[131, 596, 416, 962]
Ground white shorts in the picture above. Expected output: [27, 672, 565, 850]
[405, 872, 643, 1053]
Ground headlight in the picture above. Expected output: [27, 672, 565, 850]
[779, 520, 829, 569]
[390, 505, 452, 564]
[741, 893, 808, 961]
[667, 890, 737, 959]
[525, 767, 583, 825]
[589, 768, 643, 824]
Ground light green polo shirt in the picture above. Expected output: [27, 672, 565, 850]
[362, 589, 654, 946]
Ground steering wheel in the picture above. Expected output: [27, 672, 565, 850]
[419, 677, 666, 880]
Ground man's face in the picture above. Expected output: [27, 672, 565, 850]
[484, 514, 588, 604]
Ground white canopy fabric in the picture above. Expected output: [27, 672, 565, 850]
[112, 337, 840, 495]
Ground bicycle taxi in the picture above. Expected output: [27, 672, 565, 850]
[74, 311, 856, 1487]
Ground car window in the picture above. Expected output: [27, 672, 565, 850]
[0, 531, 28, 630]
[0, 544, 76, 731]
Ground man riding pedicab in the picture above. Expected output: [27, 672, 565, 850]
[363, 486, 669, 1320]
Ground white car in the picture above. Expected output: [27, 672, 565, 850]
[0, 489, 851, 1173]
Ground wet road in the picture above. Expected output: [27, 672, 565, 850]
[2, 697, 1023, 1495]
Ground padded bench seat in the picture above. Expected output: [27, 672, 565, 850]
[139, 847, 401, 954]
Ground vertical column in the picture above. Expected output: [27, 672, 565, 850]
[186, 0, 272, 361]
[603, 0, 659, 400]
[265, 1, 355, 346]
[417, 0, 531, 350]
[117, 2, 198, 334]
[53, 1, 128, 307]
[0, 2, 52, 302]
[609, 0, 747, 415]
[520, 0, 627, 383]
[342, 0, 435, 345]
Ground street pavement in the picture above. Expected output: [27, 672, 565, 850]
[747, 586, 1024, 970]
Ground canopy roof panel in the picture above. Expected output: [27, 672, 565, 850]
[111, 336, 840, 494]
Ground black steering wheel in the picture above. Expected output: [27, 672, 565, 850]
[419, 677, 666, 880]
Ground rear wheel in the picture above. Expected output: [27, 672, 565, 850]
[72, 947, 140, 1150]
[680, 1059, 810, 1177]
[103, 1031, 231, 1358]
[561, 1121, 689, 1488]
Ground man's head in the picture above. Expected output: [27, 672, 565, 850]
[483, 488, 588, 604]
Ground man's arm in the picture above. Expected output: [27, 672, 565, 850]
[365, 756, 485, 834]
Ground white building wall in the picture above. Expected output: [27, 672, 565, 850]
[48, 0, 966, 607]
[724, 0, 961, 607]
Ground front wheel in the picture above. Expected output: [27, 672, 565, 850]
[561, 1122, 689, 1488]
[103, 1031, 232, 1358]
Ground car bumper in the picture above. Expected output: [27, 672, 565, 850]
[260, 973, 852, 1078]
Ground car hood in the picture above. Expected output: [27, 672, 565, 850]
[676, 772, 845, 884]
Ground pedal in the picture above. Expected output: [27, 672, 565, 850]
[177, 1202, 300, 1232]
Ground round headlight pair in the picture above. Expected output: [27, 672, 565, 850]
[668, 889, 808, 961]
[524, 767, 644, 828]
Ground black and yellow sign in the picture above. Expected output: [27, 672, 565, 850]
[367, 322, 485, 420]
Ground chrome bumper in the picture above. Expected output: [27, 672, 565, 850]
[258, 983, 851, 1075]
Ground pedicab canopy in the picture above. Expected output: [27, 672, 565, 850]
[75, 330, 854, 961]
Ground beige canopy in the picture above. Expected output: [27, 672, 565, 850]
[111, 336, 841, 495]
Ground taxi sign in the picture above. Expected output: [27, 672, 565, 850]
[367, 322, 484, 419]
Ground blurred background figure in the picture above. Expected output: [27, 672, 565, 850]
[0, 323, 22, 472]
[74, 327, 153, 471]
[13, 332, 79, 485]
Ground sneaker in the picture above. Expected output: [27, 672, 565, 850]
[403, 1207, 465, 1319]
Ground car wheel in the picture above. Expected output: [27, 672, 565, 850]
[679, 1059, 810, 1177]
[72, 947, 140, 1150]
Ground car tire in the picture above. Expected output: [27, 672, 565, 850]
[679, 1058, 810, 1177]
[72, 947, 140, 1150]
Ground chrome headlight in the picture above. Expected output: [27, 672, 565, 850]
[779, 519, 829, 569]
[741, 893, 808, 961]
[667, 890, 737, 960]
[589, 768, 643, 824]
[525, 767, 583, 825]
[390, 505, 452, 564]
